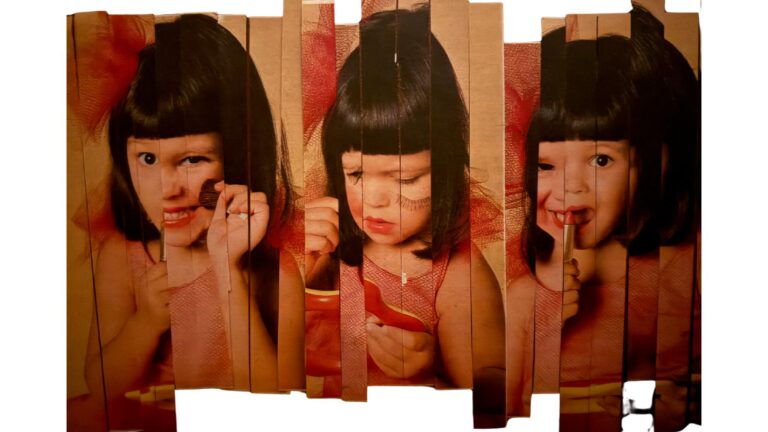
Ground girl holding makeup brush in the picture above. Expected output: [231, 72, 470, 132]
[82, 14, 304, 426]
[304, 6, 505, 410]
[506, 6, 700, 428]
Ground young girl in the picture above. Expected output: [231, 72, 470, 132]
[83, 14, 304, 427]
[507, 6, 700, 428]
[305, 5, 505, 399]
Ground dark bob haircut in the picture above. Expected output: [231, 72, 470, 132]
[322, 5, 469, 266]
[109, 14, 292, 254]
[523, 4, 700, 265]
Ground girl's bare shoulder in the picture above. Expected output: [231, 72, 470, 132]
[94, 232, 136, 294]
[437, 242, 499, 311]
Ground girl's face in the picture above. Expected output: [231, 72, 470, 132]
[536, 140, 637, 250]
[341, 150, 432, 247]
[127, 133, 224, 248]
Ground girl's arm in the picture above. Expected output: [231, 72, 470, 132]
[435, 243, 506, 389]
[84, 234, 169, 400]
[277, 250, 306, 390]
[506, 273, 536, 417]
[207, 183, 275, 390]
[467, 244, 507, 423]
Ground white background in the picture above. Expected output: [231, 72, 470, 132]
[1, 0, 763, 430]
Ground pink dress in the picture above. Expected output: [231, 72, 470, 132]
[338, 251, 451, 400]
[168, 267, 233, 389]
[530, 245, 699, 431]
[128, 241, 233, 390]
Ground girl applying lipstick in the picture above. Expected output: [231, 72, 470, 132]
[506, 6, 700, 428]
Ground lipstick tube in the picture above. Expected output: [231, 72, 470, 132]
[563, 212, 575, 262]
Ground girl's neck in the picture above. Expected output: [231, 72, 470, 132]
[164, 241, 213, 286]
[536, 238, 628, 289]
[363, 237, 432, 278]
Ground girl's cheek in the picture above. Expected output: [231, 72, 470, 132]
[536, 187, 549, 209]
[345, 184, 364, 225]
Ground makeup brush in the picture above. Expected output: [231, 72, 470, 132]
[563, 211, 576, 262]
[199, 179, 220, 210]
[159, 228, 167, 262]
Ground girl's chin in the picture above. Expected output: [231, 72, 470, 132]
[163, 227, 209, 248]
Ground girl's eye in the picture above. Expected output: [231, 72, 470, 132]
[538, 162, 555, 171]
[398, 175, 421, 185]
[346, 171, 362, 185]
[138, 152, 157, 166]
[589, 154, 614, 168]
[180, 156, 210, 166]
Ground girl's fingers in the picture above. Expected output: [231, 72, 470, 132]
[211, 183, 248, 222]
[305, 220, 339, 248]
[563, 288, 579, 305]
[306, 206, 339, 228]
[563, 274, 580, 292]
[398, 329, 432, 351]
[146, 261, 168, 280]
[366, 324, 404, 375]
[563, 259, 580, 277]
[305, 196, 339, 212]
[374, 325, 406, 354]
[562, 303, 579, 321]
[227, 196, 269, 216]
[306, 234, 334, 254]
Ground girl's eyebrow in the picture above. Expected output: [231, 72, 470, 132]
[182, 145, 219, 155]
[596, 140, 629, 150]
[127, 139, 156, 149]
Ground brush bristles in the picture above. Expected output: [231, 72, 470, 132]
[199, 179, 220, 210]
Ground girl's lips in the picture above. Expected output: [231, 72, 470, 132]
[550, 207, 594, 229]
[162, 206, 198, 229]
[364, 217, 395, 235]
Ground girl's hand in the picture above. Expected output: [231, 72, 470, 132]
[562, 258, 581, 324]
[207, 182, 270, 269]
[305, 196, 339, 254]
[134, 261, 171, 335]
[366, 315, 435, 379]
[304, 197, 339, 281]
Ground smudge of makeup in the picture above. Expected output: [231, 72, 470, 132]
[396, 194, 430, 211]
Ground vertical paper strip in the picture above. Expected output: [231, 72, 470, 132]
[533, 18, 566, 402]
[638, 7, 702, 431]
[429, 0, 474, 394]
[338, 14, 367, 401]
[278, 0, 308, 392]
[247, 15, 289, 394]
[622, 4, 662, 417]
[67, 13, 109, 432]
[468, 2, 507, 427]
[559, 14, 616, 432]
[71, 12, 177, 431]
[302, 0, 343, 399]
[503, 38, 541, 419]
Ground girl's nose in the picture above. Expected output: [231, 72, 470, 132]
[563, 164, 590, 195]
[362, 182, 391, 208]
[161, 168, 184, 199]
